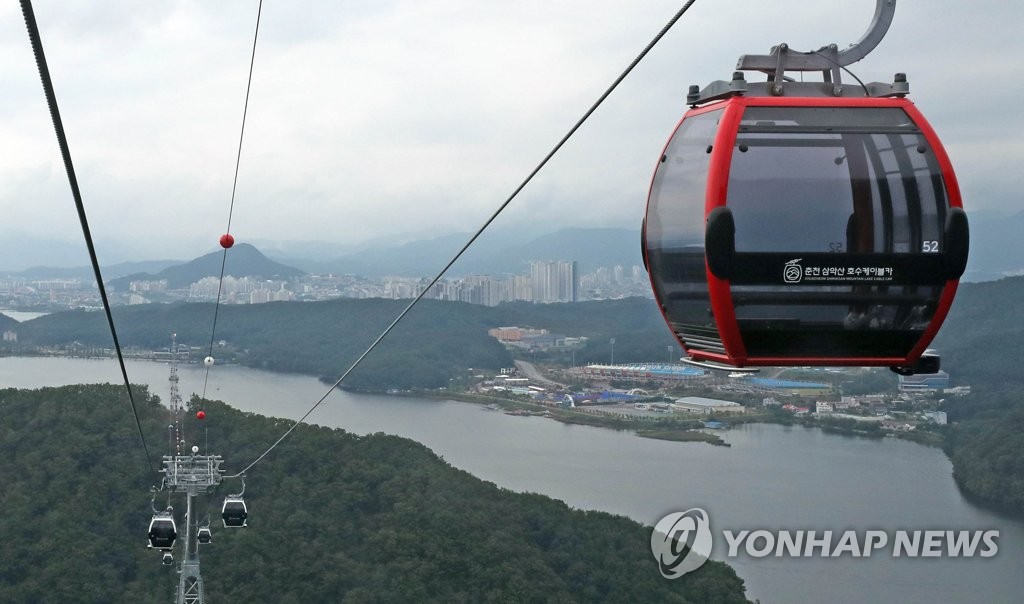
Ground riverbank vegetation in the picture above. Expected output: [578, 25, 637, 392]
[636, 429, 729, 446]
[0, 384, 750, 602]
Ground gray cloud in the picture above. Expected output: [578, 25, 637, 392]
[2, 0, 1021, 267]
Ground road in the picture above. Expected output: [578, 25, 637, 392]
[514, 360, 568, 389]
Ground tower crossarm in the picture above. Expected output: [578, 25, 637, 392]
[162, 455, 225, 492]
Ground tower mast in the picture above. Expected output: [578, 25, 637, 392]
[163, 451, 223, 604]
[169, 333, 184, 456]
[162, 333, 223, 604]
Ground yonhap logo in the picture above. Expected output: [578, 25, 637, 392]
[650, 508, 1000, 580]
[650, 508, 713, 579]
[720, 529, 999, 558]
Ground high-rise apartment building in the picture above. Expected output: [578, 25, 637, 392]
[530, 260, 578, 303]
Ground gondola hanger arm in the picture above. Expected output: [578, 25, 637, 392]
[688, 0, 905, 103]
[736, 0, 897, 73]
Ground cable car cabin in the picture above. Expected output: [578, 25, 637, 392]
[147, 513, 177, 550]
[643, 95, 968, 372]
[197, 526, 213, 544]
[222, 497, 248, 528]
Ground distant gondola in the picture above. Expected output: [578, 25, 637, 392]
[197, 526, 213, 544]
[148, 512, 177, 550]
[222, 497, 248, 528]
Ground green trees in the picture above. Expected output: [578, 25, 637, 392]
[12, 299, 516, 390]
[0, 385, 749, 602]
[943, 392, 1024, 510]
[932, 276, 1024, 511]
[8, 297, 675, 390]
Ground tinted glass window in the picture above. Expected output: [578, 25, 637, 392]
[728, 107, 948, 255]
[645, 110, 721, 351]
[647, 111, 720, 251]
[725, 107, 948, 358]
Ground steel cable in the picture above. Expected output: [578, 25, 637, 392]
[20, 0, 154, 472]
[202, 0, 264, 400]
[229, 0, 701, 477]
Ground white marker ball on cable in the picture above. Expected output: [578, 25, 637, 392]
[204, 356, 215, 367]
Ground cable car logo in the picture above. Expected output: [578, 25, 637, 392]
[783, 259, 803, 284]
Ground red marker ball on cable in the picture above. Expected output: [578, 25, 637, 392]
[220, 233, 235, 249]
[196, 410, 206, 420]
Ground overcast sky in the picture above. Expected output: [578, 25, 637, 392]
[2, 0, 1022, 267]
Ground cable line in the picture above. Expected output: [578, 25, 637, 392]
[202, 0, 264, 400]
[20, 0, 154, 472]
[229, 0, 701, 477]
[811, 49, 871, 95]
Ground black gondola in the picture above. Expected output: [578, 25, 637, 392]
[642, 3, 967, 373]
[222, 497, 248, 528]
[147, 513, 177, 550]
[197, 526, 213, 544]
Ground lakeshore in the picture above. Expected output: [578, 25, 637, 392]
[0, 347, 952, 451]
[402, 387, 948, 449]
[397, 388, 732, 446]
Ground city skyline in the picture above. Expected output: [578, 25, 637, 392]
[0, 258, 648, 310]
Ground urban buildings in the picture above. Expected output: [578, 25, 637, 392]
[1, 259, 648, 310]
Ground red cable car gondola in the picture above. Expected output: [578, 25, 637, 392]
[642, 2, 968, 374]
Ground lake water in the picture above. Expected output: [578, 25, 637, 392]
[2, 356, 1021, 603]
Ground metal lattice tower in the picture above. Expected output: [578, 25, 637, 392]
[169, 334, 184, 456]
[163, 454, 224, 604]
[160, 334, 225, 604]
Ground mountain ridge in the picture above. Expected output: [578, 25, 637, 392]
[106, 243, 305, 290]
[259, 227, 642, 277]
[7, 215, 1023, 282]
[3, 228, 640, 281]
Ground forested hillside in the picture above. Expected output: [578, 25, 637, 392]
[933, 276, 1024, 385]
[932, 276, 1024, 511]
[12, 299, 513, 390]
[0, 384, 749, 603]
[496, 297, 674, 364]
[8, 297, 671, 389]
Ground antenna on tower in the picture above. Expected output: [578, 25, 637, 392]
[169, 333, 184, 456]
